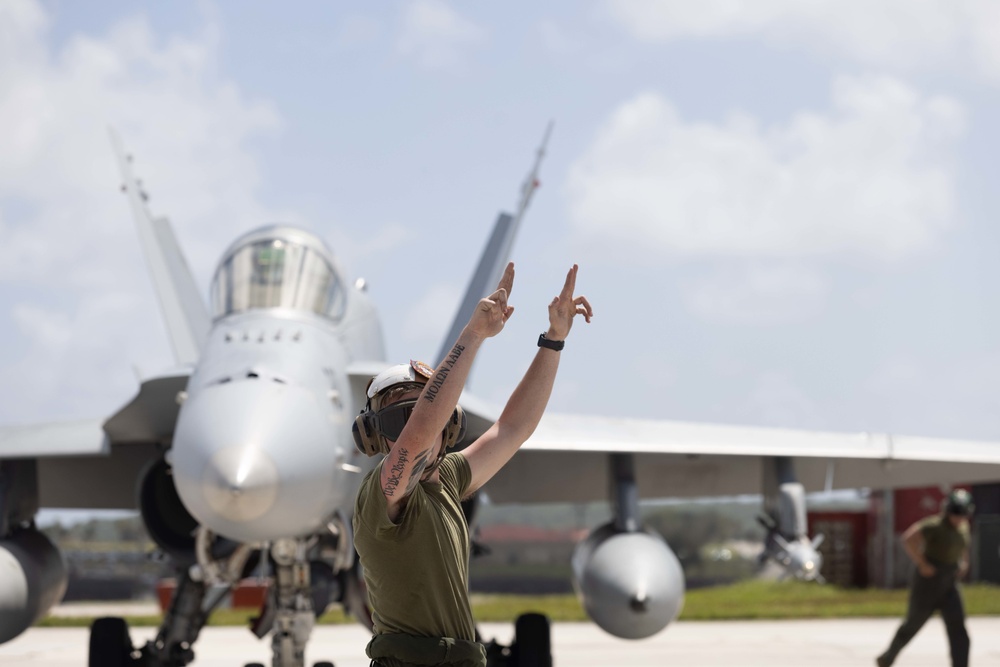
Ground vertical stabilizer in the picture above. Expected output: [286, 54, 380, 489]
[435, 122, 553, 365]
[110, 130, 210, 366]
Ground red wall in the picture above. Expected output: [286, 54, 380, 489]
[894, 485, 971, 532]
[808, 511, 870, 588]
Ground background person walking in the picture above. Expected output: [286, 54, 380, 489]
[877, 489, 974, 667]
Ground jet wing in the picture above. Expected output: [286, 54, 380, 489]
[0, 369, 192, 509]
[103, 369, 191, 446]
[0, 420, 109, 458]
[0, 418, 161, 509]
[458, 407, 1000, 503]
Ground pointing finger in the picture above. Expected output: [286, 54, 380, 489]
[497, 262, 515, 297]
[561, 264, 578, 300]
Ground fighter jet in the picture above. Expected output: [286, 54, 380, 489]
[3, 128, 1000, 667]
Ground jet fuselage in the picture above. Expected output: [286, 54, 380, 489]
[170, 226, 384, 543]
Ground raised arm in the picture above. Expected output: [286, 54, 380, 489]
[380, 263, 516, 519]
[464, 264, 592, 494]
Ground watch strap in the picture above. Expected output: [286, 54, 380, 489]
[537, 332, 565, 351]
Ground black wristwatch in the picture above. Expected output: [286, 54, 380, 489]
[537, 332, 565, 351]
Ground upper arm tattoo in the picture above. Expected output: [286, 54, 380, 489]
[402, 449, 433, 496]
[383, 446, 436, 499]
[383, 447, 410, 497]
[424, 344, 465, 404]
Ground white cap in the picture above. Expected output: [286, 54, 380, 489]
[366, 359, 435, 399]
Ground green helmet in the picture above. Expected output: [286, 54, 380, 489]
[942, 489, 975, 516]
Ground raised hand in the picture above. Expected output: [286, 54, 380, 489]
[547, 264, 592, 340]
[468, 262, 516, 339]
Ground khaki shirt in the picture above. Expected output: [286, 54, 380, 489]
[353, 453, 475, 642]
[918, 514, 970, 567]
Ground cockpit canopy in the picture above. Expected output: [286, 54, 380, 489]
[210, 226, 346, 320]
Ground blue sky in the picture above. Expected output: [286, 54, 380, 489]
[3, 0, 1000, 461]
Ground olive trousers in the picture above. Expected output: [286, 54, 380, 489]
[878, 567, 969, 667]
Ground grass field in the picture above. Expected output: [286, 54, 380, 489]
[39, 580, 1000, 628]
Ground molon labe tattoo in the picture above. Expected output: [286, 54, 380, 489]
[424, 344, 464, 404]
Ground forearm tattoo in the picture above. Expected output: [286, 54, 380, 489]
[425, 344, 465, 404]
[383, 447, 409, 497]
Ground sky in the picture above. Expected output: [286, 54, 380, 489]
[3, 0, 1000, 471]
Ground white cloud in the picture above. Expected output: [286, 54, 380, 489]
[604, 0, 1000, 80]
[0, 0, 48, 68]
[0, 9, 283, 282]
[744, 372, 825, 430]
[397, 0, 485, 70]
[6, 294, 161, 421]
[0, 1, 283, 420]
[683, 264, 828, 325]
[332, 222, 415, 267]
[399, 282, 461, 358]
[566, 75, 964, 261]
[861, 354, 1000, 439]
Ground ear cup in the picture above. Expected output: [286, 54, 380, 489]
[353, 412, 388, 456]
[352, 418, 364, 453]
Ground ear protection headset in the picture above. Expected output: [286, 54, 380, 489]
[352, 360, 467, 457]
[941, 488, 975, 516]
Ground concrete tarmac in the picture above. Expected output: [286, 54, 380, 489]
[3, 618, 1000, 666]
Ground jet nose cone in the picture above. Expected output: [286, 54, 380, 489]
[202, 446, 279, 522]
[172, 379, 348, 542]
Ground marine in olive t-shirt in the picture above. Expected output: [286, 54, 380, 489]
[917, 514, 970, 567]
[353, 452, 475, 642]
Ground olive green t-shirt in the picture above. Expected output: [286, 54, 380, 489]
[353, 453, 475, 642]
[919, 514, 970, 566]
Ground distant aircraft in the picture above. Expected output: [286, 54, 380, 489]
[2, 125, 1000, 667]
[756, 456, 825, 582]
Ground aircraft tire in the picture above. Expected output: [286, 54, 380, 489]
[511, 613, 551, 667]
[313, 662, 336, 667]
[88, 617, 134, 667]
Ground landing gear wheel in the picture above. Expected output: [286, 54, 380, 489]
[313, 662, 336, 667]
[510, 613, 551, 667]
[89, 617, 135, 667]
